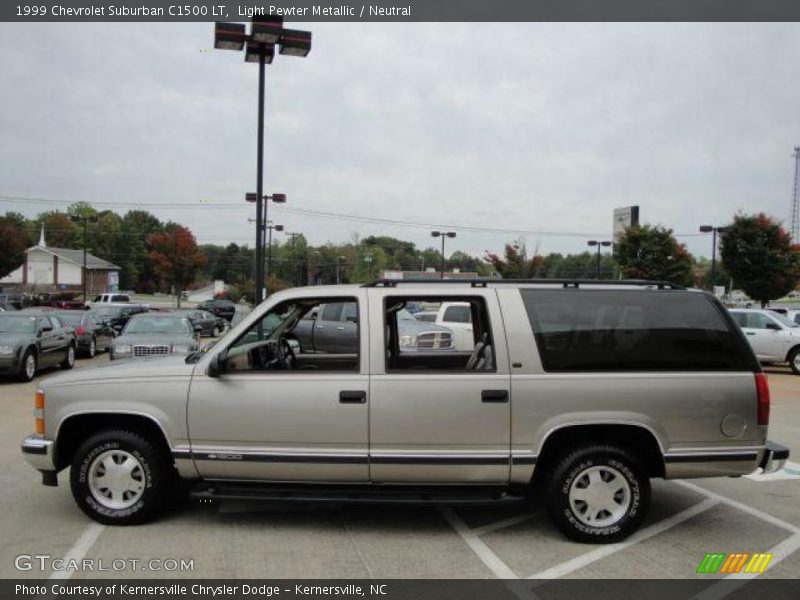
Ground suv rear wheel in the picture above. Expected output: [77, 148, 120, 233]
[70, 429, 174, 525]
[545, 444, 650, 543]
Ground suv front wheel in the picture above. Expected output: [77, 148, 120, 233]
[545, 444, 650, 543]
[70, 429, 174, 525]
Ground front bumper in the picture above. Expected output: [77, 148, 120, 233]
[0, 354, 21, 375]
[21, 435, 57, 485]
[759, 441, 790, 474]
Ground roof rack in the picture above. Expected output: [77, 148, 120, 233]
[362, 278, 685, 290]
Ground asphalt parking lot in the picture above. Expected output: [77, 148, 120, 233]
[0, 352, 798, 582]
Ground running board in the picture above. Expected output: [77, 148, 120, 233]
[190, 483, 527, 505]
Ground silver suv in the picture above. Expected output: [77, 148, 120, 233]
[22, 279, 789, 543]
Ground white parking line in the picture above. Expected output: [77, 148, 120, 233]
[471, 511, 542, 537]
[526, 497, 719, 580]
[438, 506, 518, 579]
[48, 523, 105, 580]
[676, 480, 800, 535]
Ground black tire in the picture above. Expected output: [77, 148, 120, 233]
[17, 349, 37, 382]
[61, 343, 76, 369]
[85, 336, 97, 359]
[545, 444, 650, 544]
[788, 347, 800, 376]
[70, 429, 174, 525]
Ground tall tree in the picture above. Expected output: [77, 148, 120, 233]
[148, 224, 206, 307]
[614, 224, 693, 285]
[720, 213, 800, 306]
[0, 212, 30, 278]
[484, 241, 541, 279]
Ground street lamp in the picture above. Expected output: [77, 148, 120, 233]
[587, 240, 612, 279]
[265, 222, 284, 292]
[431, 231, 457, 279]
[699, 225, 729, 291]
[246, 192, 287, 296]
[69, 214, 99, 301]
[336, 255, 346, 284]
[215, 19, 311, 305]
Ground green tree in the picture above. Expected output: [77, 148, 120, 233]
[614, 225, 693, 285]
[148, 224, 206, 307]
[720, 213, 800, 306]
[0, 212, 30, 278]
[484, 241, 541, 279]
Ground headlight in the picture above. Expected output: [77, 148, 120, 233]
[114, 344, 132, 354]
[399, 335, 418, 348]
[172, 344, 190, 353]
[0, 345, 14, 356]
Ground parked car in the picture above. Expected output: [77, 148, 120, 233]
[110, 313, 201, 360]
[433, 301, 475, 351]
[196, 298, 237, 322]
[0, 292, 33, 310]
[413, 310, 438, 323]
[0, 313, 76, 381]
[786, 310, 800, 326]
[90, 293, 131, 305]
[34, 292, 86, 309]
[729, 308, 800, 374]
[293, 302, 455, 354]
[40, 310, 114, 358]
[173, 309, 227, 337]
[91, 304, 149, 334]
[22, 279, 790, 541]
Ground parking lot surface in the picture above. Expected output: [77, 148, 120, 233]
[1, 352, 798, 581]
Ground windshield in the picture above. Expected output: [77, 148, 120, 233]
[772, 313, 799, 328]
[397, 309, 416, 321]
[0, 315, 36, 333]
[123, 317, 191, 335]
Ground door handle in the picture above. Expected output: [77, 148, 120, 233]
[336, 326, 345, 330]
[746, 332, 755, 336]
[339, 391, 367, 404]
[481, 390, 508, 403]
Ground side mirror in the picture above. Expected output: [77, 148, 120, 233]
[207, 350, 228, 378]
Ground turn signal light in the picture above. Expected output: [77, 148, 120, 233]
[34, 389, 45, 435]
[755, 373, 770, 426]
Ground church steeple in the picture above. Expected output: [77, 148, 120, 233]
[38, 224, 46, 248]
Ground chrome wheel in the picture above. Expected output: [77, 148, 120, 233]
[793, 352, 800, 371]
[568, 465, 631, 527]
[66, 345, 75, 367]
[88, 338, 96, 358]
[88, 449, 146, 510]
[25, 354, 36, 379]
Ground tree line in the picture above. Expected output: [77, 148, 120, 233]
[1, 204, 798, 306]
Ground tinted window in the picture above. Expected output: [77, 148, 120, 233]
[521, 290, 752, 372]
[341, 302, 358, 322]
[443, 305, 471, 323]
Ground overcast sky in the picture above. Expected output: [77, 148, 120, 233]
[1, 22, 799, 260]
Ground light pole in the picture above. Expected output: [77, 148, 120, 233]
[215, 20, 311, 305]
[587, 240, 612, 279]
[431, 231, 456, 279]
[286, 232, 302, 286]
[265, 222, 284, 292]
[246, 192, 286, 297]
[336, 255, 346, 284]
[699, 225, 729, 291]
[69, 214, 99, 301]
[363, 253, 373, 282]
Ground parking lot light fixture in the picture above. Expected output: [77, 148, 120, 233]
[587, 240, 612, 279]
[699, 225, 729, 292]
[279, 29, 312, 57]
[213, 18, 311, 305]
[431, 231, 457, 279]
[252, 17, 284, 44]
[214, 22, 246, 51]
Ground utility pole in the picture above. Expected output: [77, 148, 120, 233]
[69, 214, 99, 301]
[792, 146, 800, 242]
[286, 232, 302, 286]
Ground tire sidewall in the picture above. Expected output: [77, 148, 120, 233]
[20, 350, 36, 382]
[88, 337, 96, 358]
[548, 447, 649, 543]
[70, 432, 166, 525]
[62, 344, 75, 369]
[789, 348, 800, 375]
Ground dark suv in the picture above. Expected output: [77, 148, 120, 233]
[197, 298, 236, 322]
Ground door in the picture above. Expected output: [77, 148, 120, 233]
[36, 317, 62, 366]
[314, 302, 358, 354]
[740, 312, 786, 361]
[368, 290, 512, 483]
[187, 292, 369, 482]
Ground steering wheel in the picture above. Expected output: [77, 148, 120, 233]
[276, 337, 296, 370]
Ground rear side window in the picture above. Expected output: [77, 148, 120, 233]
[443, 305, 471, 323]
[521, 289, 753, 372]
[321, 303, 345, 322]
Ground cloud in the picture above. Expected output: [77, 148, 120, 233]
[1, 22, 799, 259]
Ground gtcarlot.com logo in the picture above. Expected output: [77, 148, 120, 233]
[696, 552, 773, 574]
